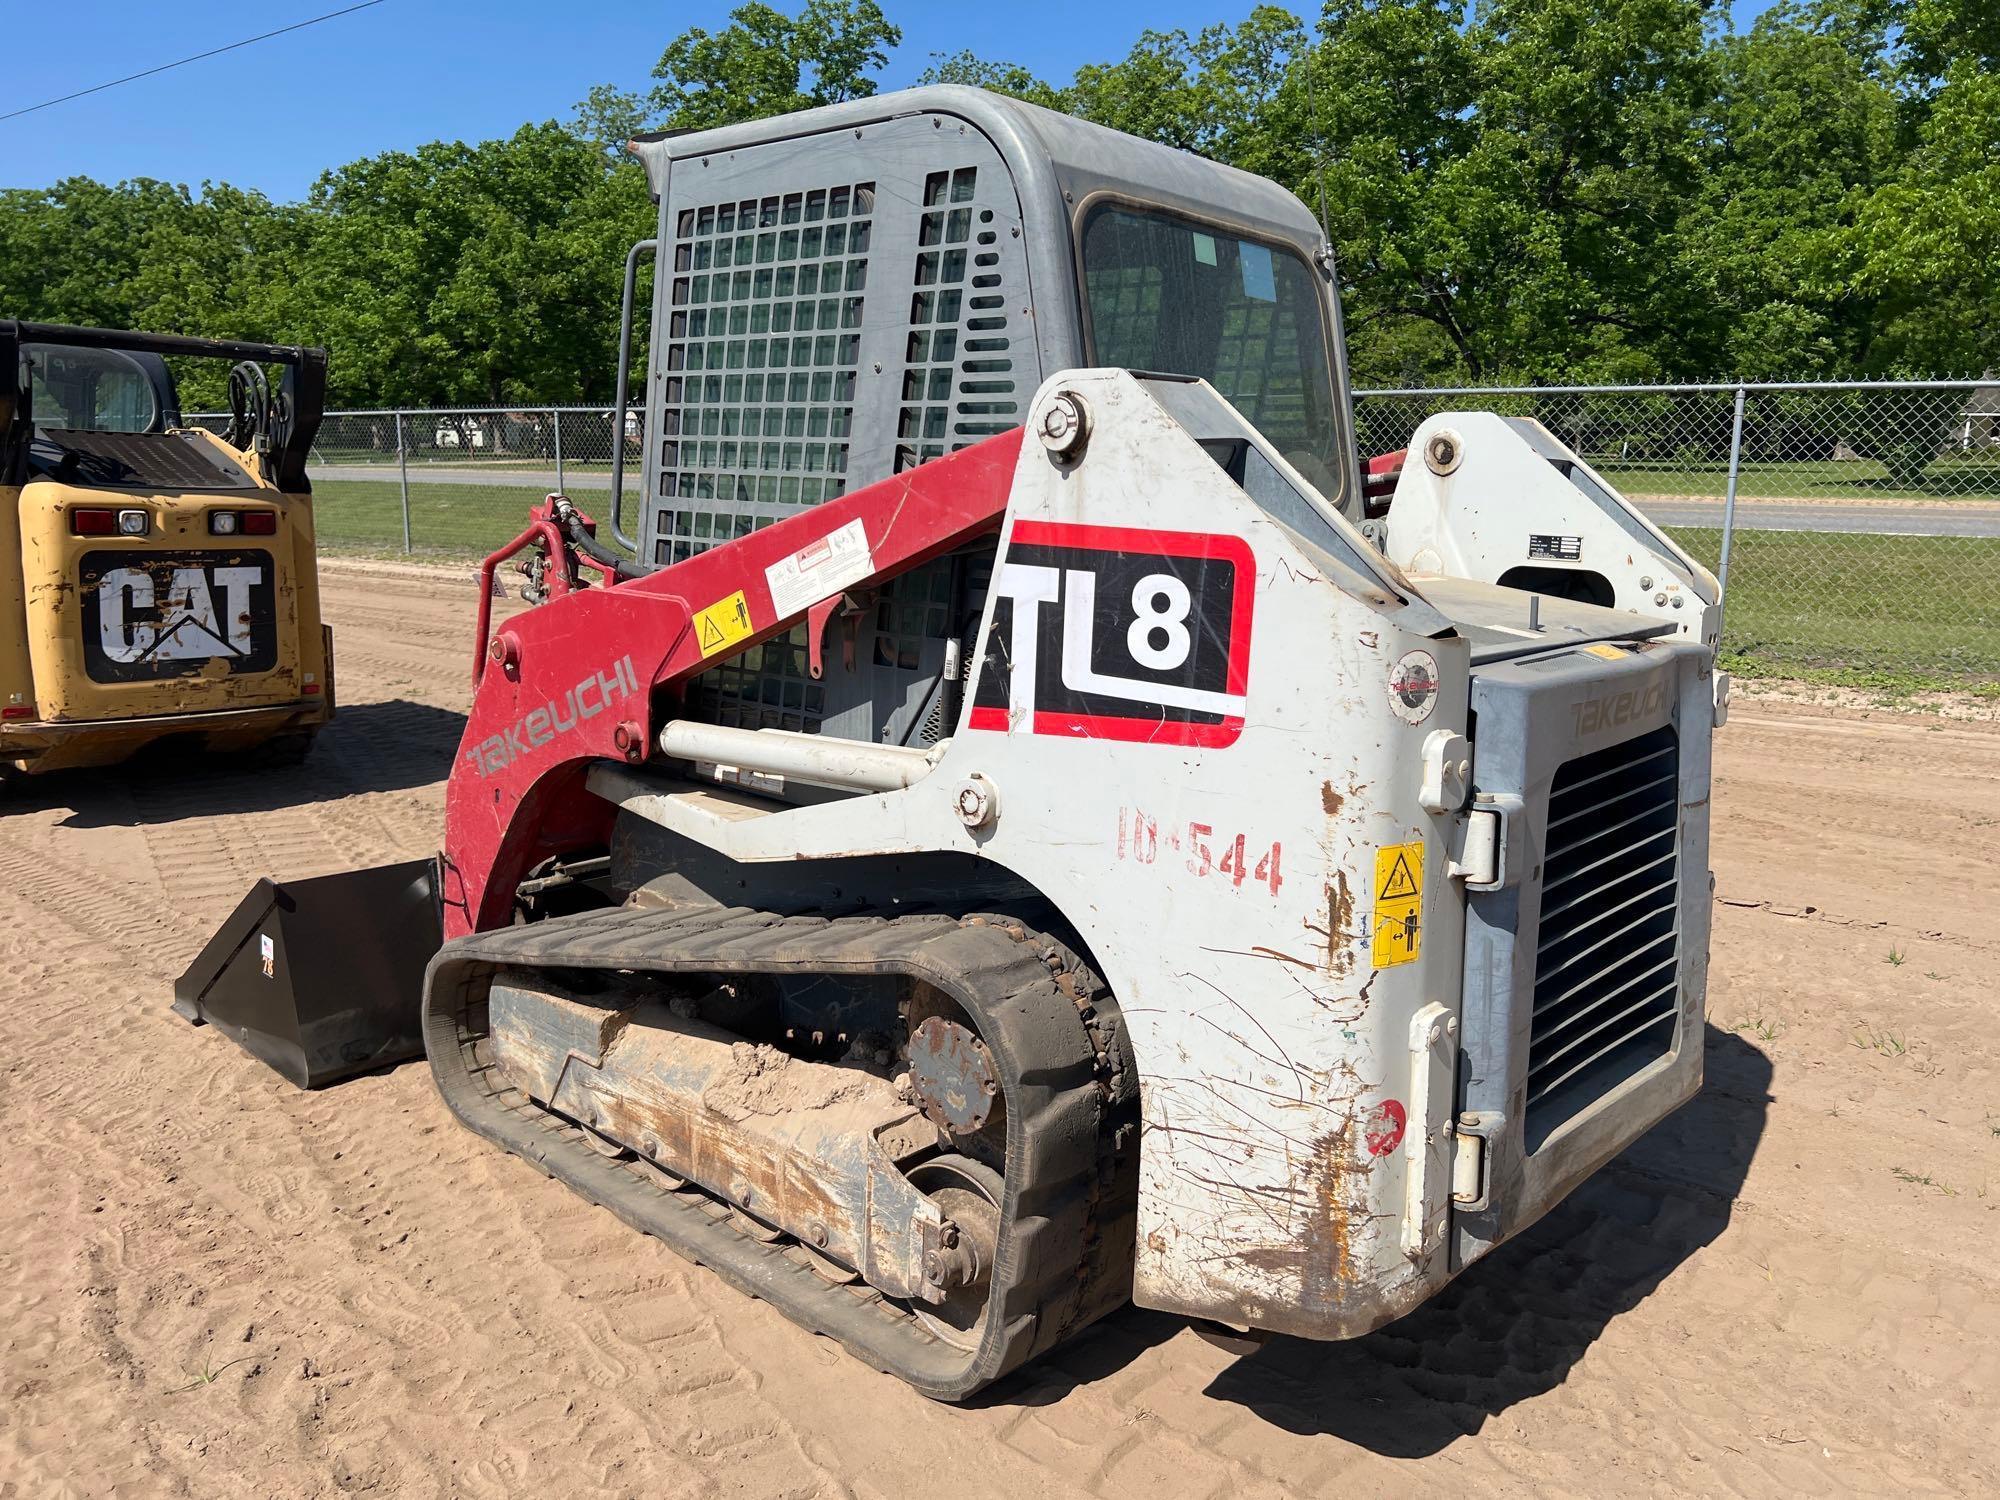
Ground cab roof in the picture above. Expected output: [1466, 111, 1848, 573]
[627, 85, 1327, 262]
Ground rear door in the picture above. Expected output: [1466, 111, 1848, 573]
[21, 430, 304, 722]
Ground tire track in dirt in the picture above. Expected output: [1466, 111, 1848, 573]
[0, 828, 186, 978]
[6, 567, 1997, 1498]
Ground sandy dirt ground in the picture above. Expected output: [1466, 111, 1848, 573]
[3, 564, 1996, 1500]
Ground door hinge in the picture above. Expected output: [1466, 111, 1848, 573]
[1451, 1111, 1490, 1211]
[1401, 1001, 1458, 1261]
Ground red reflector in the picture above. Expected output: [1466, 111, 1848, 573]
[243, 511, 279, 535]
[71, 509, 117, 535]
[1, 704, 31, 719]
[303, 683, 321, 695]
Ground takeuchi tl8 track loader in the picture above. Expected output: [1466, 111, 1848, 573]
[176, 87, 1727, 1399]
[0, 324, 334, 782]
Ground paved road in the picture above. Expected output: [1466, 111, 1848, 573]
[315, 463, 631, 493]
[311, 462, 2000, 538]
[1640, 497, 2000, 538]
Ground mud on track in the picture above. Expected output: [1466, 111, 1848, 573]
[2, 563, 1996, 1499]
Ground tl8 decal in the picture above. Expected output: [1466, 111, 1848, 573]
[966, 520, 1255, 747]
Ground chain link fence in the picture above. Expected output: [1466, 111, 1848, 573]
[312, 404, 648, 557]
[1355, 380, 1999, 692]
[191, 405, 648, 558]
[211, 379, 1997, 692]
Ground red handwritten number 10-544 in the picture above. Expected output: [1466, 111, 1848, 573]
[1116, 807, 1283, 896]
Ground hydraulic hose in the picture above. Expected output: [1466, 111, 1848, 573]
[553, 496, 657, 581]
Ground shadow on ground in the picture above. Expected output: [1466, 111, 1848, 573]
[33, 698, 468, 828]
[1009, 1025, 1771, 1454]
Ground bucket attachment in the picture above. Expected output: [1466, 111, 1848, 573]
[172, 858, 442, 1088]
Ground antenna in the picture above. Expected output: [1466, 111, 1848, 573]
[1304, 14, 1335, 256]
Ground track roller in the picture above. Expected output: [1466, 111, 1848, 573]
[422, 904, 1137, 1400]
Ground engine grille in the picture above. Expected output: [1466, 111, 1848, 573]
[1525, 724, 1682, 1149]
[33, 429, 254, 490]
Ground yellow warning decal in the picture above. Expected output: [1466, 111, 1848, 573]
[694, 590, 754, 658]
[1373, 840, 1424, 968]
[1583, 642, 1627, 660]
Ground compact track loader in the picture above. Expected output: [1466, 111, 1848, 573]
[179, 87, 1726, 1399]
[0, 323, 334, 782]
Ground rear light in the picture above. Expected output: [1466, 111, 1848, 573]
[71, 508, 116, 535]
[303, 683, 321, 695]
[1, 704, 31, 720]
[210, 511, 239, 535]
[243, 511, 278, 536]
[116, 510, 149, 536]
[211, 510, 278, 535]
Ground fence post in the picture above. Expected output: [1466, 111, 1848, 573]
[394, 410, 412, 555]
[1716, 384, 1747, 632]
[552, 408, 564, 494]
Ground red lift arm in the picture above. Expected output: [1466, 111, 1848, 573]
[440, 428, 1025, 938]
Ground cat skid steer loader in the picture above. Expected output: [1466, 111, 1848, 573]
[0, 323, 333, 783]
[177, 87, 1725, 1399]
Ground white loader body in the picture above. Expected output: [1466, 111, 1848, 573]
[593, 369, 1719, 1335]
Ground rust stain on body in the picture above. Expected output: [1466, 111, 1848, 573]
[1306, 872, 1356, 978]
[1249, 946, 1320, 968]
[1299, 1125, 1362, 1317]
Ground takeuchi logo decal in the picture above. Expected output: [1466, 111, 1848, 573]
[464, 655, 639, 776]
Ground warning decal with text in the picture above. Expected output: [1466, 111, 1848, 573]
[1373, 840, 1424, 967]
[764, 518, 875, 619]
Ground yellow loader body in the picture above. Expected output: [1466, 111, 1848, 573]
[0, 323, 334, 778]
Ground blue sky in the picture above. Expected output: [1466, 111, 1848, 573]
[7, 0, 1777, 198]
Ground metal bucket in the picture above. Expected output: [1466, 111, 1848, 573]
[172, 859, 441, 1088]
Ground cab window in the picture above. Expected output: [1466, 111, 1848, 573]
[1081, 206, 1340, 495]
[25, 345, 160, 433]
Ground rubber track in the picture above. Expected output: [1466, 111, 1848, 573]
[423, 904, 1133, 1402]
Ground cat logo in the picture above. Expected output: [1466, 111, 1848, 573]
[80, 550, 278, 683]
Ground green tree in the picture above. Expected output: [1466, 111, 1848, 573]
[576, 0, 900, 143]
[0, 177, 303, 406]
[1670, 12, 1899, 379]
[914, 50, 1070, 112]
[10, 1, 2000, 411]
[278, 124, 651, 406]
[1302, 0, 1481, 383]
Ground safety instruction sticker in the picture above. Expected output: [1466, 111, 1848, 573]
[694, 590, 754, 658]
[1373, 840, 1424, 967]
[764, 518, 875, 619]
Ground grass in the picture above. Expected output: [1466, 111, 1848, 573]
[1852, 1026, 1911, 1058]
[1597, 453, 2000, 504]
[315, 450, 636, 474]
[1891, 1167, 1958, 1197]
[309, 478, 644, 564]
[298, 488, 1999, 694]
[1729, 1014, 1785, 1041]
[166, 1353, 257, 1394]
[1666, 527, 2000, 692]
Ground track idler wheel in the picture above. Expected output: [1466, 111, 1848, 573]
[907, 1154, 1003, 1352]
